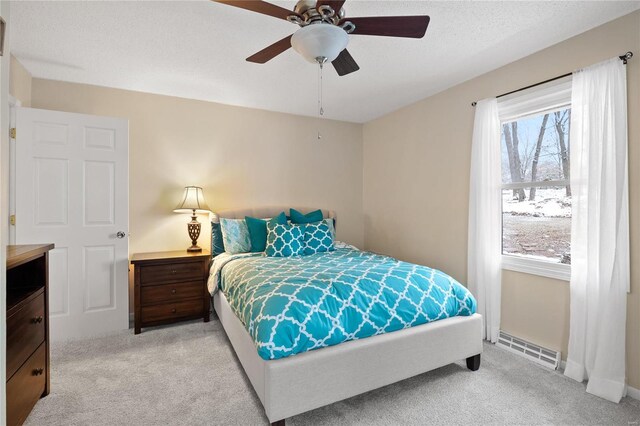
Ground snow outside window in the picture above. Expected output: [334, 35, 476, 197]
[498, 78, 572, 281]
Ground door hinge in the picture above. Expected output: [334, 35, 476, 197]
[9, 128, 16, 139]
[9, 215, 15, 226]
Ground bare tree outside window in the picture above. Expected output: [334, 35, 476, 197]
[501, 107, 572, 264]
[554, 110, 571, 196]
[502, 123, 526, 201]
[529, 113, 549, 201]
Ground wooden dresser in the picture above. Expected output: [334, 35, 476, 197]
[6, 244, 54, 426]
[131, 250, 211, 334]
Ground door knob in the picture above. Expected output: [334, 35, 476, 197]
[116, 231, 126, 239]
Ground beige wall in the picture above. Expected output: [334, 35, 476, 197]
[9, 55, 31, 106]
[30, 80, 364, 313]
[363, 11, 640, 388]
[31, 80, 364, 253]
[501, 271, 570, 357]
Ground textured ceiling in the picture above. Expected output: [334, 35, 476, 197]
[11, 1, 640, 123]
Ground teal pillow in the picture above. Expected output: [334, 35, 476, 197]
[265, 221, 304, 257]
[211, 221, 225, 256]
[303, 221, 334, 255]
[290, 208, 323, 224]
[246, 212, 287, 252]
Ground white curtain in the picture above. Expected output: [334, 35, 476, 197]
[564, 57, 629, 403]
[468, 98, 502, 343]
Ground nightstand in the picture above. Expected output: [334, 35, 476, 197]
[131, 250, 211, 334]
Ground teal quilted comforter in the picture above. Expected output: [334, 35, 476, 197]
[213, 246, 476, 360]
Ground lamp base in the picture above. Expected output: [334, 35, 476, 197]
[186, 213, 202, 253]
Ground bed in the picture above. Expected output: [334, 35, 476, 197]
[209, 207, 483, 425]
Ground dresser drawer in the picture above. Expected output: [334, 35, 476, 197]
[141, 281, 203, 306]
[141, 299, 203, 324]
[140, 261, 204, 286]
[7, 342, 46, 426]
[6, 292, 45, 380]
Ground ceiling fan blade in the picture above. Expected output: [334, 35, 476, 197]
[332, 49, 359, 76]
[316, 0, 346, 14]
[246, 35, 293, 63]
[214, 1, 300, 21]
[341, 15, 430, 38]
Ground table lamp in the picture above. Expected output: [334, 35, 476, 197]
[173, 186, 210, 252]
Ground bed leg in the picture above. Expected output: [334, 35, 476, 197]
[466, 354, 481, 371]
[271, 420, 285, 426]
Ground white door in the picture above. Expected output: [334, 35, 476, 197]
[15, 107, 129, 341]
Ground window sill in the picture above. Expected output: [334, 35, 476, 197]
[501, 255, 570, 282]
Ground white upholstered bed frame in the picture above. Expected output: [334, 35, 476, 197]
[211, 207, 483, 425]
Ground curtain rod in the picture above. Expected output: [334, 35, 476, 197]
[471, 51, 633, 107]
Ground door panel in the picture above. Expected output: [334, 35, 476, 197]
[84, 160, 115, 226]
[84, 127, 116, 151]
[15, 107, 129, 341]
[34, 121, 68, 147]
[34, 158, 69, 226]
[83, 245, 115, 312]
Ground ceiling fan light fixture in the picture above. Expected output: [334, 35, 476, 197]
[291, 24, 348, 64]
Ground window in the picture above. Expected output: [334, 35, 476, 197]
[498, 78, 572, 280]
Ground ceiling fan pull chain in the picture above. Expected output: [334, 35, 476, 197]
[318, 61, 324, 117]
[320, 62, 324, 116]
[317, 61, 324, 140]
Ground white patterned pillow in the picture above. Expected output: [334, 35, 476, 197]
[220, 218, 251, 254]
[303, 221, 334, 255]
[265, 221, 304, 257]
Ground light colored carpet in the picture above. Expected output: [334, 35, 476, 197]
[26, 317, 640, 426]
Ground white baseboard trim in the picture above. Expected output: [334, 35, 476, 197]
[627, 385, 640, 401]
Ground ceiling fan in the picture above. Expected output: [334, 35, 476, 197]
[213, 0, 430, 76]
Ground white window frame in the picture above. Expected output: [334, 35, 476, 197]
[502, 255, 571, 281]
[498, 77, 572, 282]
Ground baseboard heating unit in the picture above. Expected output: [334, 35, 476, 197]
[496, 331, 561, 370]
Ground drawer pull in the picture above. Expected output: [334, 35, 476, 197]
[31, 316, 44, 324]
[171, 308, 177, 314]
[171, 289, 177, 294]
[171, 270, 177, 274]
[32, 368, 44, 376]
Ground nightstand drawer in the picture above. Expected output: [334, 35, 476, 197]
[140, 261, 204, 285]
[140, 281, 202, 305]
[7, 292, 46, 380]
[141, 299, 204, 323]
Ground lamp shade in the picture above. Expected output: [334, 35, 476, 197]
[291, 24, 349, 63]
[173, 186, 210, 213]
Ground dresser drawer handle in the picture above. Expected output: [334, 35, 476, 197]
[32, 368, 44, 376]
[171, 308, 177, 314]
[171, 270, 177, 274]
[171, 288, 177, 294]
[31, 316, 44, 324]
